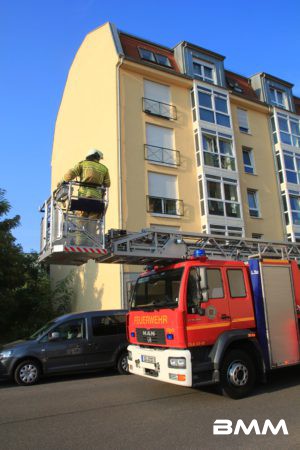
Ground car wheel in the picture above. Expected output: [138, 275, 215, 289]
[116, 351, 129, 375]
[14, 359, 41, 386]
[219, 349, 256, 399]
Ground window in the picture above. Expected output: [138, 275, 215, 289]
[193, 59, 215, 84]
[247, 190, 259, 217]
[148, 172, 183, 216]
[283, 151, 300, 184]
[252, 233, 263, 239]
[282, 192, 289, 225]
[143, 80, 176, 119]
[209, 224, 243, 237]
[237, 108, 249, 133]
[202, 132, 235, 171]
[50, 319, 85, 341]
[227, 270, 246, 297]
[198, 88, 230, 128]
[290, 195, 300, 225]
[139, 48, 171, 67]
[206, 176, 241, 218]
[145, 124, 179, 166]
[278, 113, 300, 148]
[207, 269, 224, 299]
[270, 87, 285, 108]
[92, 315, 126, 336]
[242, 147, 254, 174]
[187, 268, 201, 312]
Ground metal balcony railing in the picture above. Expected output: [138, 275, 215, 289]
[147, 195, 184, 216]
[144, 144, 180, 166]
[142, 97, 177, 120]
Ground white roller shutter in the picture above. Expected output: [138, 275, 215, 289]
[148, 173, 177, 199]
[237, 108, 249, 132]
[144, 80, 170, 104]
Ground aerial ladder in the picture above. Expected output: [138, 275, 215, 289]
[39, 182, 300, 266]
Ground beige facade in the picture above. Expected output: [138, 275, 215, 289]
[51, 23, 123, 311]
[230, 96, 285, 240]
[50, 24, 199, 311]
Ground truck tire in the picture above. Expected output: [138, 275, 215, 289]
[14, 359, 41, 386]
[116, 350, 129, 375]
[219, 349, 256, 399]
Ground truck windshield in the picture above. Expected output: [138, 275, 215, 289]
[131, 267, 184, 310]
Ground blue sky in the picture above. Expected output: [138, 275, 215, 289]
[1, 0, 300, 252]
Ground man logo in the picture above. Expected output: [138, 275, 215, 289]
[213, 419, 288, 435]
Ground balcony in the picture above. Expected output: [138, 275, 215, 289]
[143, 97, 177, 120]
[144, 144, 180, 167]
[147, 195, 184, 216]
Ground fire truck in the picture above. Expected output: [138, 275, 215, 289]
[40, 183, 300, 398]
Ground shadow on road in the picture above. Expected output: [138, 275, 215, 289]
[194, 365, 300, 398]
[0, 368, 122, 389]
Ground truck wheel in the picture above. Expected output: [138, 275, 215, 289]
[220, 349, 256, 399]
[14, 359, 41, 386]
[116, 351, 129, 375]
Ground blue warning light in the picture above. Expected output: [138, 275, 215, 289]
[193, 249, 206, 258]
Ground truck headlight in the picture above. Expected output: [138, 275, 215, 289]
[128, 351, 132, 361]
[0, 350, 12, 360]
[168, 357, 186, 369]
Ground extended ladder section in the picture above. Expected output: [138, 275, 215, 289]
[96, 228, 300, 265]
[39, 182, 108, 266]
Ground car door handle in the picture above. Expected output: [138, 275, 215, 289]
[221, 314, 231, 320]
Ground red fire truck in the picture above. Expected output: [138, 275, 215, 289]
[127, 254, 300, 398]
[39, 186, 300, 398]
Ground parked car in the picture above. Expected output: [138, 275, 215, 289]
[0, 310, 129, 386]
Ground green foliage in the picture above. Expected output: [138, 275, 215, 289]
[0, 189, 73, 343]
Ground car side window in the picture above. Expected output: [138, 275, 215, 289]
[92, 315, 126, 336]
[48, 319, 85, 341]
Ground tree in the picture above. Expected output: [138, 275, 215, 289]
[0, 189, 73, 342]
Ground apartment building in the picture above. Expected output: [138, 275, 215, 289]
[251, 73, 300, 242]
[50, 22, 299, 311]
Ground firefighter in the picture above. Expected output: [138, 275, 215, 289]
[61, 149, 111, 219]
[59, 149, 110, 245]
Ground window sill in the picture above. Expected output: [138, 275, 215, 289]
[239, 130, 252, 135]
[249, 215, 263, 220]
[149, 213, 182, 219]
[244, 171, 257, 176]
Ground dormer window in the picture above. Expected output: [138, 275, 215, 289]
[227, 78, 243, 93]
[270, 87, 286, 109]
[193, 58, 215, 84]
[139, 48, 171, 68]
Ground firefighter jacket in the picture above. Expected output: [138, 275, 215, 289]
[63, 160, 111, 199]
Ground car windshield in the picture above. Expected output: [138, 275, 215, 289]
[28, 321, 56, 340]
[131, 268, 183, 310]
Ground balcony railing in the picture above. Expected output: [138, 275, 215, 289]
[144, 144, 180, 166]
[147, 195, 184, 216]
[143, 97, 177, 120]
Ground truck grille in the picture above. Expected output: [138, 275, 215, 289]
[136, 328, 166, 345]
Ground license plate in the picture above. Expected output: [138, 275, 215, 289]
[141, 355, 156, 364]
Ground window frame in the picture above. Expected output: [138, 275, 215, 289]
[206, 176, 241, 218]
[242, 147, 255, 174]
[202, 131, 236, 171]
[247, 189, 260, 218]
[138, 47, 172, 68]
[237, 108, 250, 134]
[192, 58, 215, 84]
[270, 87, 286, 109]
[226, 269, 247, 298]
[198, 87, 231, 128]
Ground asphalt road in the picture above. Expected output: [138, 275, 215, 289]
[0, 367, 299, 450]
